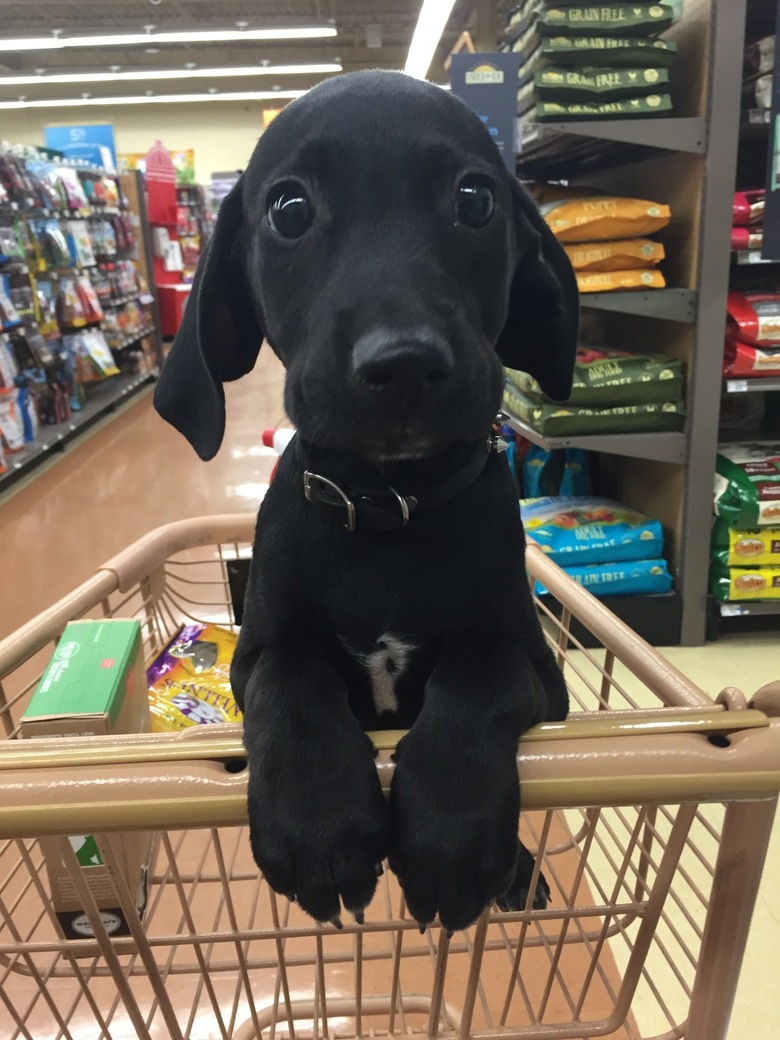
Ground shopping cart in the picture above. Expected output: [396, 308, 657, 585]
[0, 514, 778, 1040]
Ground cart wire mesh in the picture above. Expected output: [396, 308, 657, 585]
[0, 514, 778, 1040]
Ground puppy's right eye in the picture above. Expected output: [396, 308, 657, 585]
[267, 182, 313, 239]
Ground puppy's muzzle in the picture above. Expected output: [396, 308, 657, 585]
[352, 328, 454, 399]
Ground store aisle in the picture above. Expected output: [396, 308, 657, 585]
[0, 349, 286, 640]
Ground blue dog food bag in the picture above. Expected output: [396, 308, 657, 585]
[534, 559, 673, 598]
[520, 496, 664, 566]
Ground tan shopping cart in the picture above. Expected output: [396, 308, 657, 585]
[0, 514, 778, 1040]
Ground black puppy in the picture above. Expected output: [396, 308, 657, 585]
[155, 70, 577, 932]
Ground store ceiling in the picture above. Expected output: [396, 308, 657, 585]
[0, 1, 514, 105]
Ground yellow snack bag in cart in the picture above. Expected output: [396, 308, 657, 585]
[146, 622, 242, 730]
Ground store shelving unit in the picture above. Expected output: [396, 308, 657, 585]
[0, 166, 162, 494]
[506, 0, 749, 645]
[0, 370, 155, 491]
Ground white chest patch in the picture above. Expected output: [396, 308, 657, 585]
[352, 633, 415, 716]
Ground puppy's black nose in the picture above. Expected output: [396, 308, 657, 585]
[352, 329, 454, 394]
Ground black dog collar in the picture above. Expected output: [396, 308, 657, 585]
[303, 432, 507, 533]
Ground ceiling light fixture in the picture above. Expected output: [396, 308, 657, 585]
[0, 26, 337, 52]
[404, 0, 458, 80]
[0, 89, 307, 110]
[0, 62, 342, 87]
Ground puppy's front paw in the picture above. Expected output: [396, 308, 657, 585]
[247, 730, 388, 924]
[496, 840, 550, 912]
[388, 733, 520, 932]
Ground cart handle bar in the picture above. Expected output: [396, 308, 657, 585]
[0, 709, 769, 773]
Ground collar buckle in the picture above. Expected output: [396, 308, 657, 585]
[303, 471, 357, 532]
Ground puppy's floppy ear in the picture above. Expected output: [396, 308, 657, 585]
[495, 180, 578, 401]
[154, 176, 263, 460]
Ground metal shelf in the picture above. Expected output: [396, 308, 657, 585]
[580, 289, 697, 323]
[518, 117, 706, 177]
[719, 600, 780, 618]
[740, 108, 770, 137]
[503, 411, 687, 464]
[732, 250, 780, 265]
[724, 377, 780, 394]
[0, 372, 155, 494]
[109, 325, 156, 350]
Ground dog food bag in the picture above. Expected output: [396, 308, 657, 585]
[710, 562, 780, 602]
[146, 622, 242, 731]
[731, 226, 763, 251]
[726, 293, 780, 348]
[541, 196, 671, 242]
[535, 66, 669, 102]
[536, 4, 676, 37]
[504, 381, 684, 434]
[522, 447, 590, 499]
[723, 339, 780, 379]
[521, 495, 664, 565]
[713, 442, 780, 528]
[507, 346, 683, 407]
[732, 189, 765, 226]
[711, 517, 780, 568]
[535, 558, 672, 598]
[576, 269, 666, 292]
[540, 35, 678, 67]
[535, 93, 673, 120]
[563, 238, 665, 271]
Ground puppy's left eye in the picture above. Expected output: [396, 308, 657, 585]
[267, 181, 313, 238]
[456, 175, 495, 228]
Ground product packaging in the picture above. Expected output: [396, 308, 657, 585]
[504, 381, 685, 435]
[20, 619, 153, 940]
[521, 495, 665, 566]
[146, 623, 242, 731]
[563, 238, 665, 272]
[713, 442, 780, 528]
[541, 196, 671, 242]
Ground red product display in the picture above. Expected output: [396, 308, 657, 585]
[732, 188, 765, 226]
[723, 338, 780, 378]
[731, 226, 763, 251]
[726, 291, 780, 347]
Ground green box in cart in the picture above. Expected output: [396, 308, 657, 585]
[21, 619, 153, 941]
[23, 619, 148, 735]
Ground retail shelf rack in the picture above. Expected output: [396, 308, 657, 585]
[0, 372, 155, 494]
[516, 0, 750, 645]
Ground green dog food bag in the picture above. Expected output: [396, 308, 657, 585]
[535, 66, 669, 101]
[713, 442, 780, 529]
[503, 382, 685, 436]
[537, 4, 675, 37]
[535, 93, 672, 119]
[506, 346, 683, 407]
[541, 35, 678, 67]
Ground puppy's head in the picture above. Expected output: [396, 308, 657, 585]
[155, 70, 578, 461]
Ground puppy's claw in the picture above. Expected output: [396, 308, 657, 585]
[419, 925, 426, 935]
[330, 915, 343, 931]
[375, 863, 384, 877]
[353, 909, 365, 925]
[444, 929, 454, 940]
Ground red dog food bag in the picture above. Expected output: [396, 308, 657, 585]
[732, 189, 765, 226]
[727, 292, 780, 347]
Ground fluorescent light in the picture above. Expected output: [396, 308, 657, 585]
[404, 0, 458, 79]
[0, 63, 341, 87]
[0, 90, 307, 110]
[0, 27, 337, 52]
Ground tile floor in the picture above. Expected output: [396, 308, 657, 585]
[0, 351, 777, 1037]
